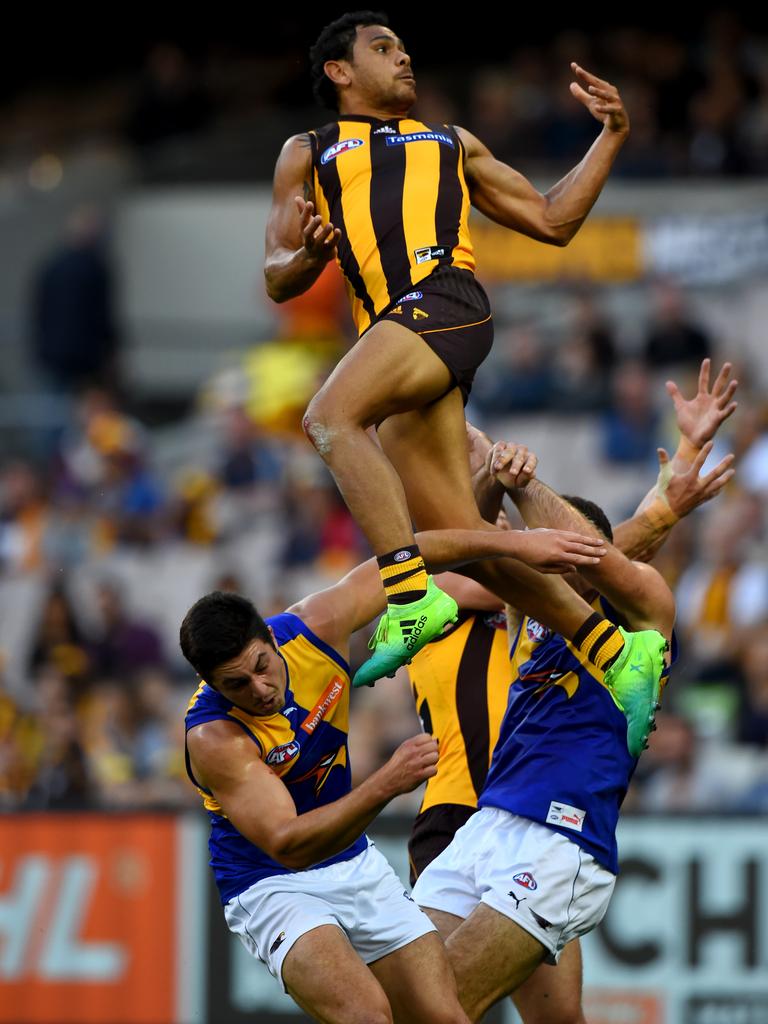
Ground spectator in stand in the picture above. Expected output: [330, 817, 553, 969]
[0, 462, 49, 574]
[29, 585, 91, 684]
[125, 44, 211, 149]
[89, 580, 166, 679]
[736, 624, 768, 747]
[601, 360, 661, 464]
[675, 491, 768, 679]
[30, 206, 120, 394]
[643, 280, 712, 370]
[472, 325, 553, 414]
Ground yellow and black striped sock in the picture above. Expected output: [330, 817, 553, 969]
[573, 612, 625, 671]
[377, 545, 428, 605]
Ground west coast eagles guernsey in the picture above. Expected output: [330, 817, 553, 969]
[479, 600, 675, 874]
[310, 116, 475, 336]
[185, 613, 366, 903]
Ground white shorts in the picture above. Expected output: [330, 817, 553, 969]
[224, 842, 436, 991]
[411, 807, 615, 963]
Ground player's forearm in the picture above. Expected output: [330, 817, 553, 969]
[415, 526, 538, 569]
[264, 248, 327, 303]
[471, 468, 505, 524]
[270, 770, 396, 870]
[542, 127, 627, 244]
[612, 514, 673, 564]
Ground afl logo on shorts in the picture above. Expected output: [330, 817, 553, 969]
[512, 871, 538, 891]
[266, 740, 301, 767]
[526, 619, 552, 644]
[321, 138, 364, 164]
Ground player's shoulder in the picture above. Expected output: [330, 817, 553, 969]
[266, 606, 348, 671]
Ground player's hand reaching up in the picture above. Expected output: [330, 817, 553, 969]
[666, 358, 739, 450]
[658, 441, 735, 518]
[383, 733, 439, 795]
[295, 197, 341, 265]
[512, 528, 606, 574]
[569, 64, 629, 135]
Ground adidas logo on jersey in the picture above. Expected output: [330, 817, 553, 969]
[400, 614, 429, 651]
[412, 307, 429, 320]
[373, 125, 398, 134]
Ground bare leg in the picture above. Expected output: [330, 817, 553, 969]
[282, 924, 393, 1024]
[303, 320, 453, 554]
[444, 904, 547, 1022]
[368, 931, 469, 1024]
[423, 908, 465, 941]
[513, 940, 586, 1024]
[377, 393, 600, 638]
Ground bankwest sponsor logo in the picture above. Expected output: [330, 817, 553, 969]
[301, 676, 345, 733]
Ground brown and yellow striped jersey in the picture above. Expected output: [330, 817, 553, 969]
[309, 116, 475, 336]
[409, 610, 511, 814]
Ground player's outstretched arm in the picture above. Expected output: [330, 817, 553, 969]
[613, 359, 737, 560]
[264, 134, 342, 302]
[187, 720, 437, 870]
[289, 526, 605, 655]
[458, 64, 628, 246]
[492, 456, 674, 637]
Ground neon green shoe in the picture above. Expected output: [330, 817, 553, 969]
[604, 627, 668, 758]
[352, 578, 458, 688]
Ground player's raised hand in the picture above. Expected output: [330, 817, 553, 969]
[569, 64, 629, 135]
[666, 358, 739, 450]
[466, 421, 494, 477]
[512, 528, 606, 574]
[295, 196, 341, 265]
[383, 733, 439, 795]
[487, 440, 538, 490]
[659, 442, 736, 518]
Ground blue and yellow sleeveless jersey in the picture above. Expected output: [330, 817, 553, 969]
[185, 612, 367, 903]
[479, 599, 676, 874]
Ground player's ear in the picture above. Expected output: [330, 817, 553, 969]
[324, 59, 352, 90]
[268, 624, 278, 649]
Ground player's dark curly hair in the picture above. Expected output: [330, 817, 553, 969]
[310, 10, 389, 110]
[180, 591, 275, 680]
[560, 495, 614, 543]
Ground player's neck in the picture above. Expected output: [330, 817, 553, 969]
[338, 99, 411, 121]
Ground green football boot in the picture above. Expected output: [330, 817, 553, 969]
[604, 626, 668, 758]
[352, 577, 458, 688]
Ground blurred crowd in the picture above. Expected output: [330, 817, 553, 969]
[2, 10, 768, 820]
[2, 267, 768, 816]
[3, 14, 768, 181]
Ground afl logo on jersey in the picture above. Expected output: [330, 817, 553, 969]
[266, 740, 300, 767]
[512, 871, 538, 891]
[526, 619, 552, 644]
[321, 138, 364, 164]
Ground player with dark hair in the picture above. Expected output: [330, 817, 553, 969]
[264, 13, 666, 765]
[181, 521, 604, 1024]
[405, 360, 737, 1023]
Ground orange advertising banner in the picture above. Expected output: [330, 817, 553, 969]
[0, 815, 177, 1024]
